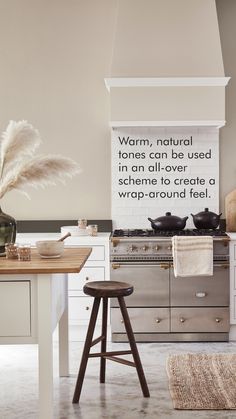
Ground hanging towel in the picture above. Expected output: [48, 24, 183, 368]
[172, 236, 213, 277]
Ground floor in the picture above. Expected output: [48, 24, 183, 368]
[1, 327, 236, 419]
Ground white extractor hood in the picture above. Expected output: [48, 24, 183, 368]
[105, 0, 230, 127]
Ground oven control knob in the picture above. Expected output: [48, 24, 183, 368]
[142, 245, 148, 251]
[180, 317, 185, 323]
[128, 245, 135, 252]
[167, 245, 172, 251]
[153, 245, 160, 251]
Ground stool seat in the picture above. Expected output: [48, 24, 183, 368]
[84, 280, 133, 298]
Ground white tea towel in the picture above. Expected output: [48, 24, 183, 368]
[172, 236, 213, 277]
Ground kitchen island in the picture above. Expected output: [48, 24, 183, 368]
[16, 232, 111, 327]
[0, 247, 91, 419]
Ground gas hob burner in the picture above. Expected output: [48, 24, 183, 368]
[113, 229, 150, 237]
[112, 229, 228, 238]
[190, 229, 228, 237]
[151, 228, 229, 237]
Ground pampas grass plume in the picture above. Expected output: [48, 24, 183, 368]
[0, 120, 81, 199]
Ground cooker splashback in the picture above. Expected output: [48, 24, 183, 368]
[111, 126, 219, 229]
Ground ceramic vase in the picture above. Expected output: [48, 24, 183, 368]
[0, 207, 17, 255]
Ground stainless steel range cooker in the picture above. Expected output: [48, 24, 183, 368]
[110, 229, 230, 342]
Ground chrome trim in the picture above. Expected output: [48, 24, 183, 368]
[214, 237, 230, 242]
[112, 333, 229, 342]
[110, 256, 173, 262]
[213, 263, 229, 268]
[111, 236, 229, 242]
[111, 262, 171, 267]
[195, 292, 206, 298]
[111, 255, 229, 263]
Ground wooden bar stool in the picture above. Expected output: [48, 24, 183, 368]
[72, 280, 150, 403]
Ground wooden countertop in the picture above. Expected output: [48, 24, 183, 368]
[0, 247, 92, 275]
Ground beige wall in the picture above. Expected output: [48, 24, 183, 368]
[216, 0, 236, 216]
[0, 0, 117, 220]
[110, 86, 225, 123]
[0, 0, 234, 221]
[111, 0, 224, 77]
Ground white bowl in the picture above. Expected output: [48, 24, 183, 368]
[36, 240, 64, 258]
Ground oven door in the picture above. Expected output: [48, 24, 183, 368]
[170, 262, 229, 307]
[170, 262, 229, 333]
[111, 262, 169, 307]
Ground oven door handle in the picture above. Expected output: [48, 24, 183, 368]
[111, 262, 171, 269]
[169, 262, 229, 268]
[111, 262, 229, 269]
[213, 262, 229, 268]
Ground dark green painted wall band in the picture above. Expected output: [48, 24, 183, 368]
[17, 220, 112, 233]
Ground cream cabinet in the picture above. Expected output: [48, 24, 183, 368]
[68, 263, 106, 324]
[0, 280, 31, 336]
[66, 235, 110, 325]
[0, 273, 40, 344]
[228, 233, 236, 325]
[16, 232, 111, 326]
[68, 267, 105, 323]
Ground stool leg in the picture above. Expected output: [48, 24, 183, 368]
[118, 296, 150, 397]
[72, 297, 101, 404]
[100, 297, 108, 383]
